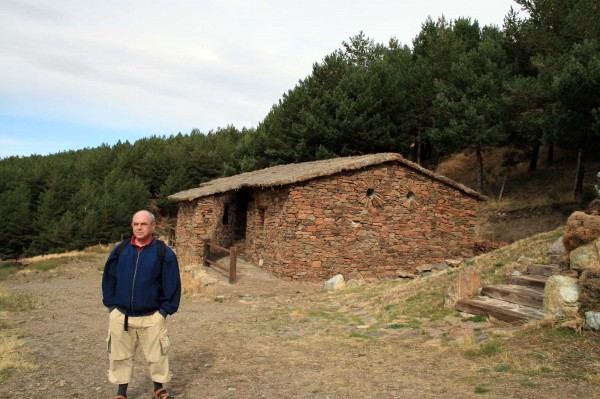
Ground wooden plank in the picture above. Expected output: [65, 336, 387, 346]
[507, 274, 548, 289]
[209, 242, 230, 253]
[528, 264, 560, 277]
[205, 258, 228, 272]
[456, 297, 544, 323]
[481, 284, 544, 309]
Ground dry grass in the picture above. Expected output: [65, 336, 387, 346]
[21, 243, 113, 264]
[0, 332, 36, 380]
[0, 295, 38, 381]
[435, 146, 600, 243]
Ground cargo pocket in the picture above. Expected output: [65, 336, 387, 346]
[159, 330, 171, 356]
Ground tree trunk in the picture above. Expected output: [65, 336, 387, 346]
[476, 149, 484, 194]
[572, 149, 585, 199]
[498, 171, 508, 202]
[528, 142, 540, 172]
[545, 143, 554, 167]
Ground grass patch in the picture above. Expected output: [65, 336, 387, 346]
[307, 310, 363, 326]
[474, 386, 491, 394]
[0, 263, 20, 281]
[0, 292, 38, 312]
[494, 363, 512, 372]
[28, 259, 62, 272]
[349, 332, 371, 339]
[466, 314, 488, 323]
[465, 342, 502, 358]
[520, 380, 538, 388]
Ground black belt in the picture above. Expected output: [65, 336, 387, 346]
[119, 309, 156, 332]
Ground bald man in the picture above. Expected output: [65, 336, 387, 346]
[102, 210, 181, 399]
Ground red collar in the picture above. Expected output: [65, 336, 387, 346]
[131, 236, 155, 252]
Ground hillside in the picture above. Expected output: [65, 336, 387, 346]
[436, 147, 600, 243]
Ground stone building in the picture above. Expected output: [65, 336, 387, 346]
[168, 153, 486, 281]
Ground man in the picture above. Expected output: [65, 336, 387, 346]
[102, 210, 181, 399]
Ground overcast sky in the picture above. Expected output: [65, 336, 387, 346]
[0, 0, 518, 158]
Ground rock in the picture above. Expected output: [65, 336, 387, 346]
[544, 275, 580, 318]
[548, 236, 566, 256]
[449, 327, 474, 343]
[433, 262, 449, 271]
[569, 238, 600, 273]
[416, 263, 433, 273]
[560, 319, 583, 331]
[444, 266, 481, 309]
[415, 262, 448, 274]
[515, 256, 533, 273]
[476, 333, 491, 343]
[563, 211, 600, 253]
[346, 279, 364, 287]
[323, 274, 346, 291]
[396, 270, 416, 279]
[584, 311, 600, 331]
[445, 259, 463, 268]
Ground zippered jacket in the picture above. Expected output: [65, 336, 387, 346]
[102, 239, 181, 317]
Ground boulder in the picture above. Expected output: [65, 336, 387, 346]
[396, 270, 416, 279]
[548, 236, 567, 264]
[548, 235, 566, 257]
[562, 211, 600, 253]
[323, 274, 346, 291]
[444, 266, 481, 309]
[416, 263, 433, 273]
[543, 275, 579, 319]
[569, 238, 600, 273]
[584, 311, 600, 331]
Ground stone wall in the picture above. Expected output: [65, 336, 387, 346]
[242, 162, 478, 280]
[174, 197, 215, 264]
[174, 162, 479, 280]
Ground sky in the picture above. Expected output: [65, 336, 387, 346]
[0, 0, 518, 158]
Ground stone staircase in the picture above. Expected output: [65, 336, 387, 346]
[455, 263, 561, 323]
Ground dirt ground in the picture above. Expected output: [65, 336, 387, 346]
[2, 254, 600, 399]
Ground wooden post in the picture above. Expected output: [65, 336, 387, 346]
[229, 247, 237, 284]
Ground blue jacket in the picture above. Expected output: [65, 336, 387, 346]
[102, 239, 181, 317]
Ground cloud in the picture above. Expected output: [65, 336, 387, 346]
[0, 0, 516, 157]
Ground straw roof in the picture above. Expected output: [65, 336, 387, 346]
[168, 153, 487, 202]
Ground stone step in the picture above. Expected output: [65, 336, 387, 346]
[481, 284, 544, 309]
[527, 263, 560, 277]
[507, 274, 548, 289]
[456, 296, 544, 323]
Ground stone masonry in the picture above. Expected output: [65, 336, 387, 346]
[174, 161, 479, 281]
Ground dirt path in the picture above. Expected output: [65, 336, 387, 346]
[3, 256, 599, 399]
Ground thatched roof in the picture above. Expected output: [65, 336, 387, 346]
[168, 153, 487, 202]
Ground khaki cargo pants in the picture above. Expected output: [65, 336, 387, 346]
[106, 309, 171, 384]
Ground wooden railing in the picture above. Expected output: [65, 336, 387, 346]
[203, 240, 237, 284]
